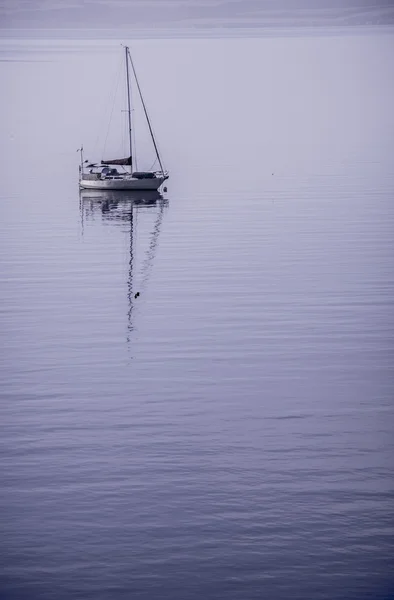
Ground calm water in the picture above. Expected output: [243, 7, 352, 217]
[1, 30, 394, 600]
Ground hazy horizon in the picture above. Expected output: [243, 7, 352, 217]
[1, 0, 394, 31]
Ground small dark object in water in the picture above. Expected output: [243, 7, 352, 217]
[163, 186, 167, 192]
[134, 292, 140, 299]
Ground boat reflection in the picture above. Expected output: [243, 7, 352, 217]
[80, 189, 165, 221]
[79, 188, 168, 347]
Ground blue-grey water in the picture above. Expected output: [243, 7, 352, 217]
[1, 30, 394, 600]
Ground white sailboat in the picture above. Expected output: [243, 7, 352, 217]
[78, 45, 168, 191]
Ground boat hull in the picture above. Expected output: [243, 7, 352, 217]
[79, 177, 167, 191]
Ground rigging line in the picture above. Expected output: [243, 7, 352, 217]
[125, 44, 133, 172]
[121, 111, 126, 155]
[147, 157, 159, 172]
[124, 72, 138, 170]
[126, 52, 138, 171]
[94, 54, 121, 154]
[119, 109, 129, 157]
[119, 78, 129, 156]
[132, 111, 138, 171]
[103, 56, 123, 158]
[127, 48, 165, 173]
[94, 55, 123, 155]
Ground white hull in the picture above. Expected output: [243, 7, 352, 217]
[79, 177, 166, 191]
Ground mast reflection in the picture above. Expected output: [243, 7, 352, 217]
[79, 188, 168, 346]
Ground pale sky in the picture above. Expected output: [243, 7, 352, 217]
[0, 0, 393, 29]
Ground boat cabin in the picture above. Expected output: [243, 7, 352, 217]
[82, 165, 124, 181]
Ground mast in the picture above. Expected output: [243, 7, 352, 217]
[125, 45, 133, 174]
[127, 47, 165, 174]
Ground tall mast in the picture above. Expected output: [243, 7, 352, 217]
[127, 47, 165, 174]
[125, 45, 133, 174]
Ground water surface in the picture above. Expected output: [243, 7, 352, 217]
[1, 30, 394, 600]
